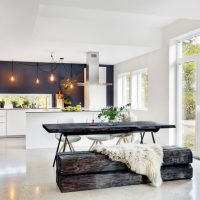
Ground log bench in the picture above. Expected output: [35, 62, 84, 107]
[56, 146, 193, 192]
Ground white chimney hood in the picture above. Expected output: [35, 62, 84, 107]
[84, 52, 107, 110]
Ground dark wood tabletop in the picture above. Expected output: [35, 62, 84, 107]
[42, 121, 176, 135]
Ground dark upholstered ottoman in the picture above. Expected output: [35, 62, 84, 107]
[56, 146, 193, 192]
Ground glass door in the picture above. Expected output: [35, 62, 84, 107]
[178, 61, 197, 153]
[177, 36, 200, 158]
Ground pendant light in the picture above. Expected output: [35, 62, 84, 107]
[69, 64, 74, 89]
[60, 60, 76, 90]
[10, 61, 15, 82]
[49, 53, 55, 82]
[36, 63, 40, 84]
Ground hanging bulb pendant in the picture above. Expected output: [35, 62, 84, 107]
[10, 75, 15, 82]
[10, 61, 15, 82]
[50, 73, 55, 82]
[36, 78, 40, 84]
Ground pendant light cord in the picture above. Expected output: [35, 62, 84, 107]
[11, 61, 14, 75]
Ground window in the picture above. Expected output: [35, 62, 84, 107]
[131, 69, 148, 110]
[117, 73, 131, 107]
[176, 34, 200, 153]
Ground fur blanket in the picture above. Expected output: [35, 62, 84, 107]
[93, 143, 163, 187]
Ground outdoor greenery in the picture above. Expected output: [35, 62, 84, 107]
[182, 40, 200, 120]
[181, 38, 200, 150]
[182, 62, 196, 120]
[141, 72, 148, 109]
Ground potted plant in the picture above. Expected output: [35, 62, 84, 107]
[98, 103, 131, 125]
[11, 100, 18, 108]
[23, 99, 30, 108]
[0, 100, 5, 108]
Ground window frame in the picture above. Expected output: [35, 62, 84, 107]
[131, 68, 148, 111]
[117, 72, 131, 107]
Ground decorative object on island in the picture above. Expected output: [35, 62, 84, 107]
[63, 95, 72, 107]
[98, 103, 131, 125]
[55, 92, 64, 109]
[55, 146, 193, 192]
[0, 100, 5, 108]
[76, 102, 82, 111]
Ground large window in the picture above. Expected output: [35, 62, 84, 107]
[117, 69, 148, 110]
[176, 34, 200, 155]
[131, 69, 148, 110]
[117, 73, 131, 107]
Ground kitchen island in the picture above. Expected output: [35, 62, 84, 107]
[26, 110, 100, 149]
[0, 108, 60, 137]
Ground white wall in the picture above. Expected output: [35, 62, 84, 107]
[114, 19, 200, 146]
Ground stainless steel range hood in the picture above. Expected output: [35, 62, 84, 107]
[84, 52, 107, 110]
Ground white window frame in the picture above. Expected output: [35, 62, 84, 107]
[131, 68, 148, 110]
[117, 72, 131, 107]
[176, 38, 200, 157]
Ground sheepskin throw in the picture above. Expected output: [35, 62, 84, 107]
[93, 143, 163, 187]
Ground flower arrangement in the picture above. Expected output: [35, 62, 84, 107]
[98, 103, 131, 124]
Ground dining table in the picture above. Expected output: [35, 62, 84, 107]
[42, 121, 176, 166]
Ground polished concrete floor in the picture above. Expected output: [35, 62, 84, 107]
[0, 138, 199, 200]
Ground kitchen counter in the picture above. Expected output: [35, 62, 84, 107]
[0, 108, 61, 111]
[26, 110, 100, 149]
[26, 109, 100, 113]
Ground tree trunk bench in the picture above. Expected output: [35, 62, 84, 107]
[56, 146, 193, 192]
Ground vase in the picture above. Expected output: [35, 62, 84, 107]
[108, 119, 116, 125]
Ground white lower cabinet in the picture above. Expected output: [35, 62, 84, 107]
[0, 110, 7, 136]
[6, 110, 26, 136]
[0, 123, 6, 136]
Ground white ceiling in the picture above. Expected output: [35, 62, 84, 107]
[0, 0, 200, 64]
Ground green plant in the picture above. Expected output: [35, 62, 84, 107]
[11, 100, 18, 108]
[98, 103, 131, 124]
[23, 100, 30, 107]
[0, 100, 5, 108]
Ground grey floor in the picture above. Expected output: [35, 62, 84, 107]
[0, 138, 199, 200]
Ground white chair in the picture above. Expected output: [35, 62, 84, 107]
[87, 134, 114, 151]
[114, 133, 140, 144]
[114, 110, 140, 144]
[55, 117, 81, 152]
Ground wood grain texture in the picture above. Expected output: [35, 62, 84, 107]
[43, 121, 176, 135]
[56, 164, 193, 192]
[56, 146, 193, 175]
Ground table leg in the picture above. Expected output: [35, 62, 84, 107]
[53, 133, 62, 167]
[151, 132, 156, 143]
[140, 132, 145, 144]
[63, 136, 73, 152]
